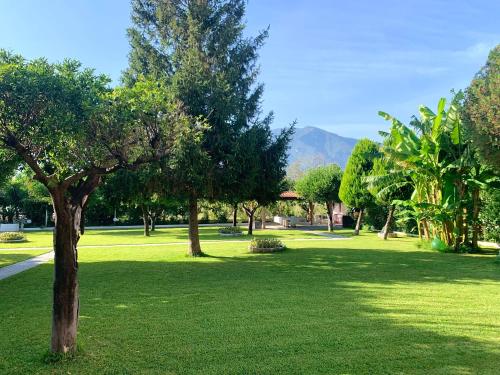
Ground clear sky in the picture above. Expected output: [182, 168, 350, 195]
[0, 0, 498, 139]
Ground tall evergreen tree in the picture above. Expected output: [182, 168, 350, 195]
[125, 0, 271, 255]
[339, 139, 379, 235]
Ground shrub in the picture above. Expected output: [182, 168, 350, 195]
[218, 226, 243, 235]
[0, 232, 27, 242]
[480, 188, 500, 243]
[250, 238, 284, 249]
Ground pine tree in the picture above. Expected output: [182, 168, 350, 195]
[125, 0, 270, 255]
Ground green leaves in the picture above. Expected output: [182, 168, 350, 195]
[339, 139, 379, 209]
[295, 164, 343, 204]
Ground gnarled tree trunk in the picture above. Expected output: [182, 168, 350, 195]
[188, 194, 202, 256]
[243, 203, 258, 235]
[50, 192, 86, 353]
[326, 201, 334, 232]
[354, 209, 363, 235]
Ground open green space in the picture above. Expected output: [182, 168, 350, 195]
[0, 231, 498, 374]
[0, 226, 324, 249]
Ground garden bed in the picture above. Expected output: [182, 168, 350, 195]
[218, 226, 243, 236]
[0, 232, 27, 243]
[249, 238, 285, 253]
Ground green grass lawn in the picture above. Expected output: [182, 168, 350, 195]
[0, 249, 50, 268]
[0, 230, 498, 374]
[0, 226, 323, 249]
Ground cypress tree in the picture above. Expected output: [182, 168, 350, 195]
[339, 139, 379, 235]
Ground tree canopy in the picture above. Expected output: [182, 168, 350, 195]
[463, 44, 500, 172]
[0, 51, 189, 353]
[295, 164, 343, 231]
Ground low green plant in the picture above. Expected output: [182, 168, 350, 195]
[0, 232, 27, 243]
[218, 226, 243, 235]
[250, 238, 284, 249]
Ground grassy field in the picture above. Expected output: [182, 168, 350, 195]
[0, 249, 50, 268]
[0, 226, 322, 249]
[0, 229, 498, 374]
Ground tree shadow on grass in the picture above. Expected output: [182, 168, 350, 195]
[0, 245, 499, 374]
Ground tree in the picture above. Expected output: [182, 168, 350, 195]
[125, 0, 268, 255]
[379, 95, 499, 250]
[365, 154, 413, 240]
[463, 45, 500, 172]
[339, 139, 379, 235]
[232, 124, 293, 235]
[295, 164, 343, 232]
[0, 53, 185, 353]
[103, 165, 165, 236]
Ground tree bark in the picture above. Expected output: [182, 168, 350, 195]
[248, 212, 254, 235]
[471, 187, 481, 250]
[232, 203, 238, 226]
[326, 201, 334, 232]
[50, 194, 83, 353]
[187, 194, 202, 256]
[354, 209, 363, 235]
[141, 205, 150, 237]
[382, 205, 395, 240]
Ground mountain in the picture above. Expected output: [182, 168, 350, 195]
[273, 126, 358, 172]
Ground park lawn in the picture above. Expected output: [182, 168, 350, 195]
[0, 226, 322, 249]
[0, 233, 499, 374]
[0, 249, 50, 268]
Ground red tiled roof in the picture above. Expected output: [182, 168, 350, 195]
[279, 191, 301, 200]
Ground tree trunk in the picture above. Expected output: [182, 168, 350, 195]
[454, 212, 464, 252]
[141, 205, 150, 237]
[232, 203, 238, 226]
[261, 207, 266, 229]
[51, 195, 83, 353]
[308, 201, 314, 225]
[150, 213, 156, 232]
[354, 209, 363, 235]
[188, 195, 202, 256]
[471, 187, 481, 250]
[382, 205, 395, 240]
[326, 201, 334, 232]
[243, 204, 257, 235]
[247, 211, 255, 235]
[422, 219, 431, 240]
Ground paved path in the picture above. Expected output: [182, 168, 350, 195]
[0, 234, 351, 281]
[0, 251, 54, 281]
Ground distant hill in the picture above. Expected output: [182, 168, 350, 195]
[273, 126, 358, 174]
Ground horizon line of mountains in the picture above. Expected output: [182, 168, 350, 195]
[272, 126, 358, 174]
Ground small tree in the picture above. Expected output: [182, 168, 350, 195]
[234, 124, 293, 235]
[103, 165, 165, 236]
[295, 164, 343, 231]
[339, 139, 379, 235]
[0, 53, 184, 353]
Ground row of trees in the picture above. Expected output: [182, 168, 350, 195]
[0, 0, 292, 354]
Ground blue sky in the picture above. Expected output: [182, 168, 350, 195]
[0, 0, 498, 139]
